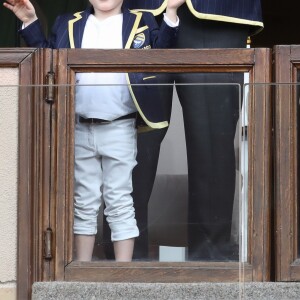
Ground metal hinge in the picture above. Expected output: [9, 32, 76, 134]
[44, 228, 53, 260]
[45, 71, 55, 103]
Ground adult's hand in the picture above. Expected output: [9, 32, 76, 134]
[3, 0, 37, 27]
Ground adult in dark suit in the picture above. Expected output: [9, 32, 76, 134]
[124, 0, 263, 260]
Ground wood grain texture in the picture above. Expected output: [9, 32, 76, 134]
[51, 48, 271, 283]
[274, 45, 300, 281]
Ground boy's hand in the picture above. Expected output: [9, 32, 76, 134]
[3, 0, 37, 27]
[166, 0, 185, 23]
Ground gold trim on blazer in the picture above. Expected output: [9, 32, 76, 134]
[124, 10, 143, 49]
[126, 73, 169, 129]
[135, 0, 263, 30]
[136, 25, 149, 34]
[125, 11, 168, 129]
[185, 0, 263, 29]
[68, 12, 83, 48]
[143, 76, 156, 80]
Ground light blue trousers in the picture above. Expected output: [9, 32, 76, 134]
[73, 119, 139, 241]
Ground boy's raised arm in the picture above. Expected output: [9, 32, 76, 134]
[3, 0, 37, 27]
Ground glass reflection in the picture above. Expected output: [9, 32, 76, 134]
[73, 76, 244, 262]
[241, 82, 249, 263]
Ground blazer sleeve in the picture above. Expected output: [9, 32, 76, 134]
[142, 12, 179, 49]
[19, 16, 63, 49]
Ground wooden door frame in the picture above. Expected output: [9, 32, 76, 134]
[48, 48, 272, 282]
[274, 45, 300, 281]
[0, 48, 48, 300]
[0, 48, 59, 300]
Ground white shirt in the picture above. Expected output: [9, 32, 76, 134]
[22, 13, 178, 120]
[75, 14, 136, 120]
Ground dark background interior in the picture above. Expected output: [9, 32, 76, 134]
[0, 0, 299, 48]
[251, 0, 300, 47]
[0, 0, 88, 47]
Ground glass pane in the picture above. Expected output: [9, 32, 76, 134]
[0, 78, 250, 296]
[71, 73, 244, 263]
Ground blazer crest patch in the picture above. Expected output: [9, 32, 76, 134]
[133, 33, 146, 48]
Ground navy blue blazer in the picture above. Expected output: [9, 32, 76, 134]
[20, 6, 179, 130]
[125, 0, 263, 34]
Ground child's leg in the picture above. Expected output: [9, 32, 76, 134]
[74, 234, 95, 261]
[100, 119, 139, 261]
[74, 122, 103, 261]
[113, 238, 135, 262]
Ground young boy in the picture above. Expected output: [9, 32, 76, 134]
[4, 0, 185, 261]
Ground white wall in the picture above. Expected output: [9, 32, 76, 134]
[0, 68, 18, 300]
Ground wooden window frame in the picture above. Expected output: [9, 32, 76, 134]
[13, 47, 272, 299]
[0, 48, 45, 300]
[274, 45, 300, 281]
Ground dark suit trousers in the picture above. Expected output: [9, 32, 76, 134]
[103, 5, 249, 260]
[176, 5, 249, 260]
